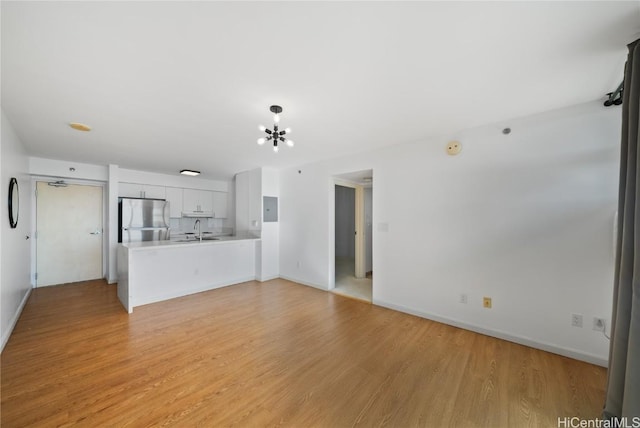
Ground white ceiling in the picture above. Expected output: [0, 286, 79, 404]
[2, 1, 639, 180]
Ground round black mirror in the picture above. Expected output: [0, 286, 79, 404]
[8, 177, 18, 228]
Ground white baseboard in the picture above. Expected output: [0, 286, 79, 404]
[373, 298, 608, 367]
[279, 275, 327, 291]
[1, 287, 32, 353]
[257, 274, 279, 282]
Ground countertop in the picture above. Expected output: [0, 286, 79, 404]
[122, 235, 259, 251]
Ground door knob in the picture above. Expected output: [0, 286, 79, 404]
[89, 230, 102, 235]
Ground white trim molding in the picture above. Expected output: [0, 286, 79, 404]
[279, 275, 328, 291]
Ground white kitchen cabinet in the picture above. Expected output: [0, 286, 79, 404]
[183, 189, 213, 215]
[235, 172, 250, 232]
[144, 185, 166, 199]
[165, 187, 183, 218]
[119, 183, 144, 198]
[235, 169, 261, 232]
[249, 170, 262, 230]
[119, 183, 166, 199]
[212, 191, 228, 219]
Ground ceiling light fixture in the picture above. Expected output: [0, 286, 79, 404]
[258, 105, 293, 153]
[180, 169, 200, 176]
[69, 122, 91, 132]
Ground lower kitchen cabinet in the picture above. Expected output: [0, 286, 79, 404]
[117, 238, 258, 313]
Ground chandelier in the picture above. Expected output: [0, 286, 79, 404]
[257, 105, 293, 153]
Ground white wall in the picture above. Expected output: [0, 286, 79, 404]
[279, 101, 620, 365]
[1, 111, 32, 351]
[335, 185, 355, 258]
[234, 167, 279, 281]
[29, 157, 108, 181]
[260, 168, 279, 281]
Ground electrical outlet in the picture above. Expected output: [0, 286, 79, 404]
[460, 293, 468, 304]
[483, 297, 492, 308]
[593, 317, 605, 332]
[571, 313, 583, 328]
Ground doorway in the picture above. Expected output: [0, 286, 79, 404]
[36, 181, 104, 287]
[333, 170, 373, 302]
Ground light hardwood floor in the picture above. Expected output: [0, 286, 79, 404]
[1, 279, 607, 427]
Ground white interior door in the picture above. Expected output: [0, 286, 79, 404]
[36, 182, 103, 287]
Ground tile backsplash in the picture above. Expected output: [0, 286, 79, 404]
[170, 217, 232, 236]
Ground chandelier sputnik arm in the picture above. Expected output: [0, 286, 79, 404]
[258, 105, 293, 152]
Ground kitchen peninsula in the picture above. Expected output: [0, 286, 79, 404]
[117, 236, 259, 313]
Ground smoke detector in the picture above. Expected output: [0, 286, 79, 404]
[69, 122, 91, 132]
[446, 141, 462, 156]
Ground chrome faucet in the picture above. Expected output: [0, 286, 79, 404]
[194, 219, 202, 241]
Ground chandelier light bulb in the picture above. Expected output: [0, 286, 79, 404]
[273, 114, 280, 124]
[286, 139, 294, 147]
[258, 125, 266, 132]
[273, 145, 279, 153]
[284, 127, 291, 134]
[257, 137, 266, 145]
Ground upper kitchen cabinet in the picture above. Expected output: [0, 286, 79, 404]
[183, 188, 213, 216]
[212, 191, 228, 219]
[165, 187, 183, 218]
[144, 185, 166, 199]
[119, 182, 166, 200]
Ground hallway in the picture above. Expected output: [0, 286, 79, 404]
[333, 256, 372, 302]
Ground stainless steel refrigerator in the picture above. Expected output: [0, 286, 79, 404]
[118, 198, 170, 243]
